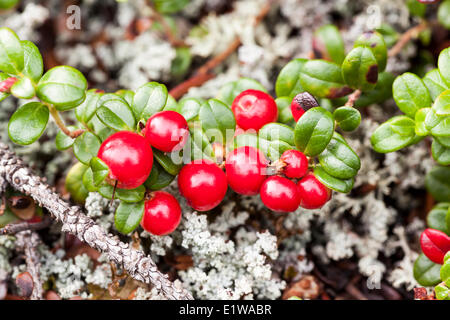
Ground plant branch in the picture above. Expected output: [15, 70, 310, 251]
[0, 216, 52, 235]
[15, 231, 43, 300]
[169, 0, 273, 99]
[47, 105, 84, 139]
[149, 5, 187, 47]
[345, 89, 362, 108]
[0, 143, 193, 300]
[388, 21, 428, 58]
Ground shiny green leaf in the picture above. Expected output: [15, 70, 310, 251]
[8, 102, 49, 145]
[55, 125, 77, 150]
[313, 25, 345, 64]
[132, 82, 168, 121]
[370, 116, 417, 153]
[73, 132, 101, 165]
[425, 165, 450, 202]
[96, 96, 136, 131]
[10, 76, 34, 99]
[354, 31, 388, 72]
[114, 201, 144, 234]
[275, 59, 307, 98]
[432, 139, 450, 166]
[342, 46, 378, 91]
[313, 166, 354, 193]
[393, 72, 431, 118]
[427, 202, 450, 234]
[65, 162, 89, 204]
[414, 253, 442, 286]
[21, 40, 43, 82]
[0, 27, 23, 75]
[333, 106, 361, 131]
[432, 89, 450, 116]
[423, 69, 448, 101]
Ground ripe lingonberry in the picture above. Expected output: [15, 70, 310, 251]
[420, 228, 450, 264]
[280, 150, 308, 179]
[290, 92, 319, 122]
[297, 173, 331, 209]
[141, 191, 182, 236]
[97, 131, 153, 189]
[231, 89, 278, 131]
[144, 110, 189, 152]
[178, 159, 227, 211]
[260, 176, 300, 212]
[225, 146, 268, 195]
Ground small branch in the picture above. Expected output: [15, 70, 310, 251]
[15, 231, 43, 300]
[48, 105, 84, 139]
[149, 4, 187, 47]
[388, 21, 428, 58]
[169, 0, 273, 99]
[0, 143, 193, 300]
[0, 216, 52, 235]
[345, 90, 362, 108]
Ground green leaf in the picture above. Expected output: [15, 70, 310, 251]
[199, 99, 236, 145]
[437, 135, 450, 148]
[171, 47, 192, 78]
[425, 165, 450, 202]
[96, 96, 136, 131]
[8, 102, 49, 145]
[73, 132, 101, 165]
[115, 89, 134, 106]
[21, 40, 43, 82]
[435, 283, 450, 300]
[442, 255, 450, 286]
[333, 106, 361, 132]
[75, 89, 103, 125]
[258, 122, 295, 160]
[427, 202, 450, 234]
[144, 161, 175, 191]
[132, 82, 168, 121]
[114, 201, 144, 234]
[413, 253, 442, 286]
[318, 134, 360, 179]
[82, 168, 98, 192]
[423, 69, 449, 101]
[152, 0, 189, 14]
[313, 25, 345, 64]
[294, 107, 334, 156]
[432, 89, 450, 116]
[275, 59, 307, 98]
[393, 72, 432, 118]
[37, 66, 87, 111]
[415, 108, 431, 136]
[406, 0, 426, 17]
[217, 78, 267, 106]
[430, 115, 450, 137]
[10, 76, 34, 99]
[432, 139, 450, 166]
[438, 0, 450, 30]
[98, 184, 145, 203]
[0, 27, 23, 75]
[65, 162, 89, 204]
[163, 94, 178, 111]
[313, 166, 354, 193]
[276, 97, 294, 125]
[370, 116, 417, 153]
[178, 98, 202, 122]
[188, 125, 215, 161]
[299, 60, 352, 99]
[354, 31, 388, 72]
[355, 72, 394, 108]
[438, 47, 450, 86]
[90, 157, 109, 187]
[0, 0, 19, 10]
[376, 23, 399, 48]
[153, 149, 182, 176]
[342, 46, 378, 91]
[55, 125, 77, 150]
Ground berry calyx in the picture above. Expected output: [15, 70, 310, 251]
[225, 146, 268, 195]
[279, 150, 308, 179]
[231, 89, 278, 131]
[297, 173, 331, 209]
[260, 176, 300, 212]
[144, 110, 189, 153]
[97, 131, 153, 189]
[141, 191, 182, 236]
[178, 159, 228, 211]
[420, 228, 450, 264]
[290, 92, 319, 122]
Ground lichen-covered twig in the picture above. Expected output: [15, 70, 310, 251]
[0, 143, 193, 300]
[15, 231, 43, 300]
[0, 216, 52, 235]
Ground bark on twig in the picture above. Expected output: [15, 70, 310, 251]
[388, 21, 428, 58]
[344, 90, 362, 108]
[0, 216, 52, 235]
[15, 231, 43, 300]
[0, 143, 193, 300]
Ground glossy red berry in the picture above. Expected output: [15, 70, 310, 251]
[144, 110, 189, 152]
[225, 146, 268, 195]
[420, 228, 450, 264]
[260, 176, 300, 212]
[141, 191, 182, 236]
[280, 150, 308, 179]
[231, 89, 278, 131]
[178, 159, 227, 211]
[297, 173, 331, 209]
[290, 92, 319, 122]
[97, 131, 153, 189]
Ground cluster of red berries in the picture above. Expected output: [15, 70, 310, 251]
[420, 228, 450, 264]
[95, 89, 332, 236]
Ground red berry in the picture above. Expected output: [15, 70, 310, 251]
[260, 176, 300, 212]
[297, 173, 331, 209]
[0, 77, 17, 93]
[231, 89, 278, 131]
[141, 191, 182, 236]
[225, 146, 268, 195]
[98, 131, 153, 189]
[178, 159, 227, 211]
[290, 92, 319, 122]
[144, 110, 189, 152]
[420, 228, 450, 264]
[280, 150, 308, 179]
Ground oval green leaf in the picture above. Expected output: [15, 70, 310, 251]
[73, 132, 101, 165]
[8, 102, 49, 145]
[0, 27, 23, 75]
[132, 82, 168, 121]
[313, 166, 354, 193]
[342, 46, 378, 91]
[413, 253, 442, 287]
[114, 201, 145, 234]
[370, 116, 417, 153]
[425, 165, 450, 202]
[275, 59, 307, 98]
